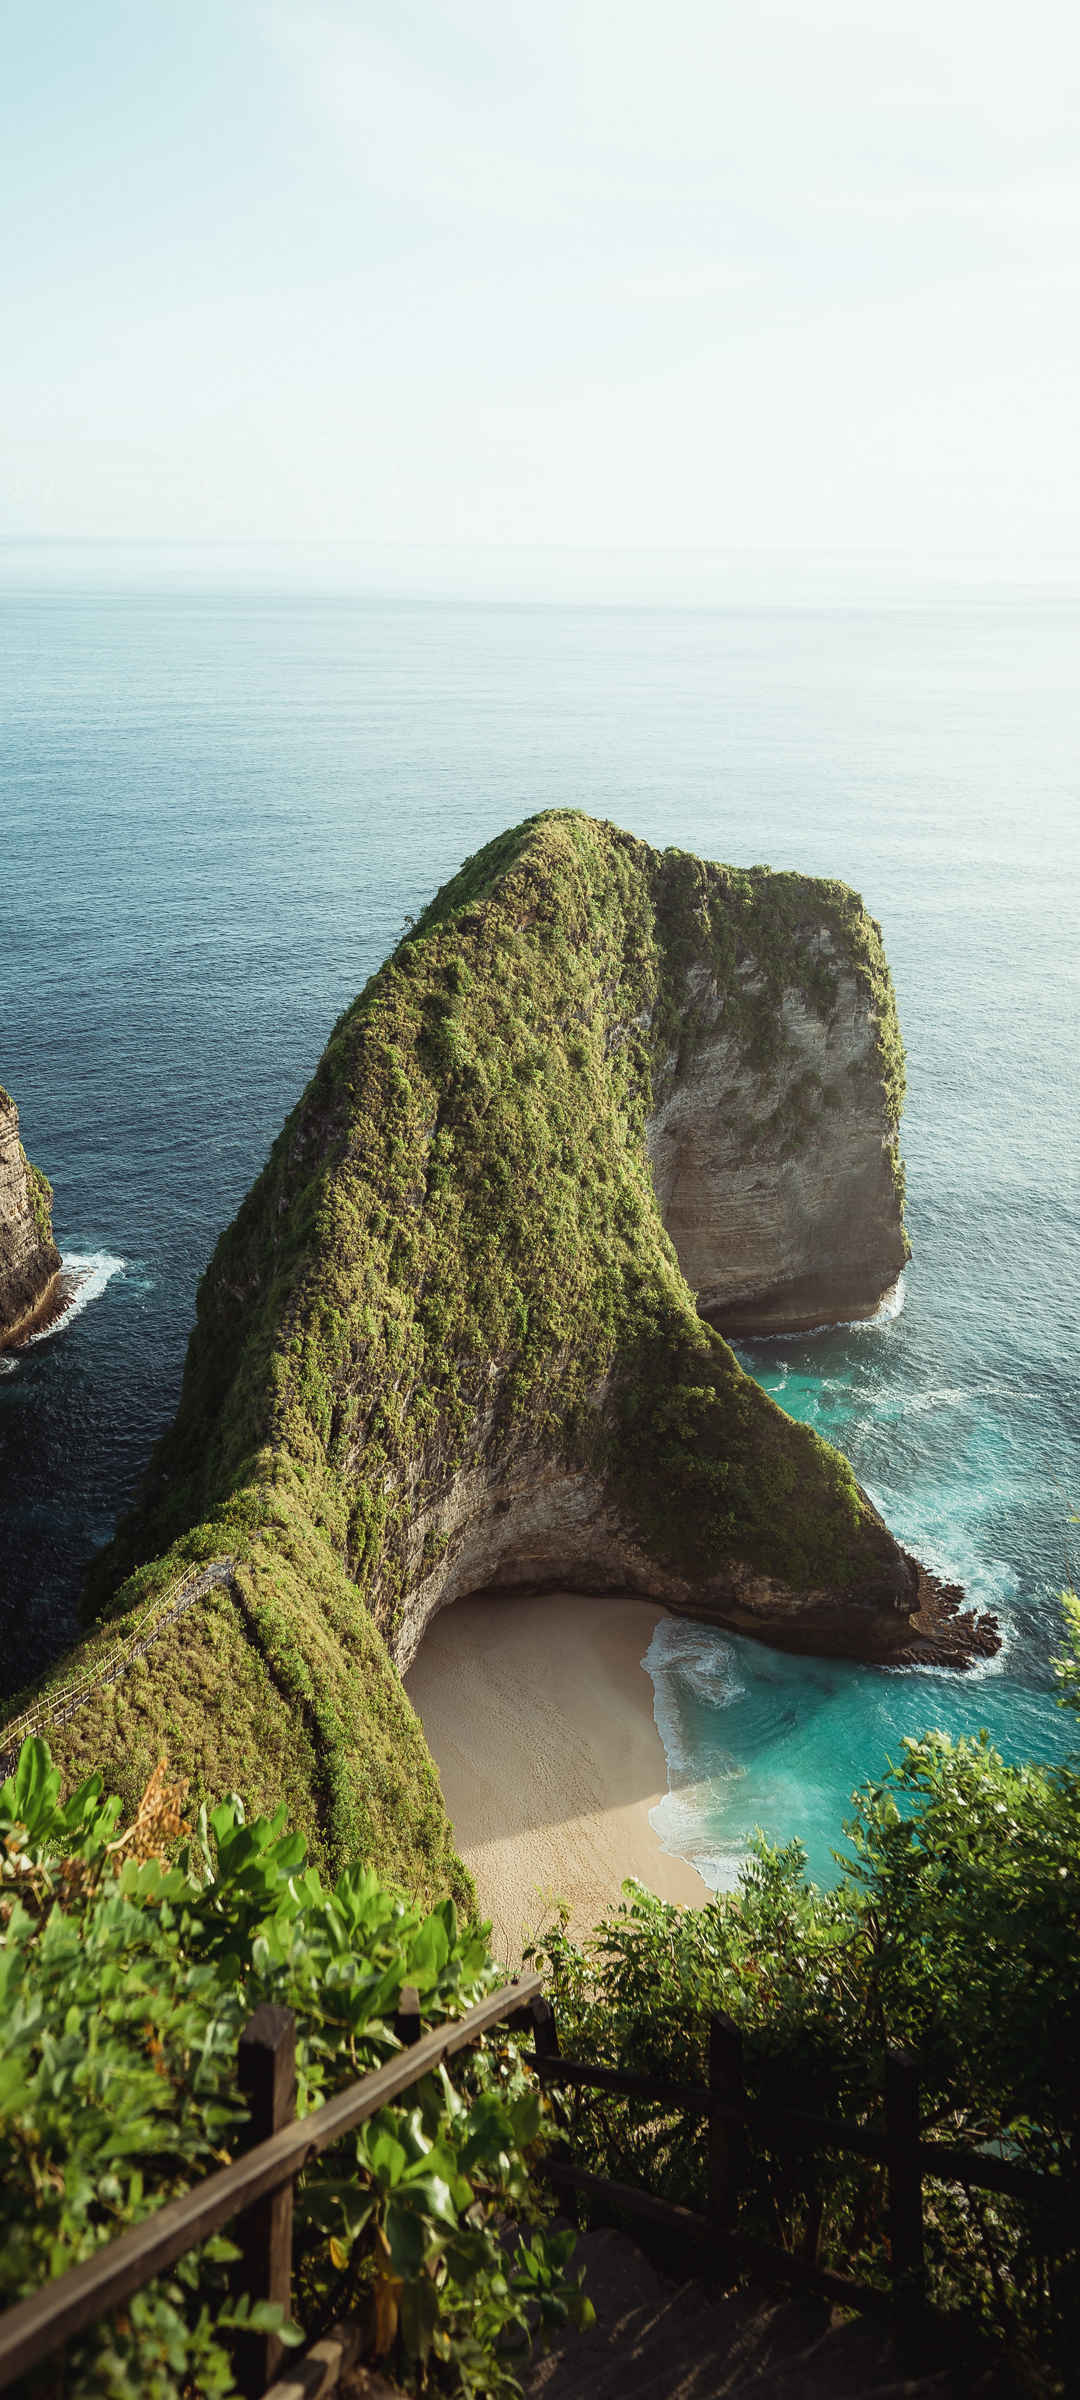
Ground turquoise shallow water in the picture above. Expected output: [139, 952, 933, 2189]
[1, 566, 1078, 1879]
[648, 1284, 1078, 1889]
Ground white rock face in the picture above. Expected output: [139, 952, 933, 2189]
[647, 952, 907, 1333]
[0, 1090, 60, 1347]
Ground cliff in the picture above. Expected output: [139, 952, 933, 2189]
[0, 1086, 62, 1348]
[648, 923, 909, 1335]
[10, 815, 997, 1888]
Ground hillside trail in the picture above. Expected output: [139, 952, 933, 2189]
[520, 2229, 979, 2400]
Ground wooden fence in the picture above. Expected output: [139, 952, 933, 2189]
[528, 2006, 1070, 2329]
[0, 1976, 1069, 2396]
[0, 1969, 544, 2400]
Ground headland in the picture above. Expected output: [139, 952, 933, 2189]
[3, 812, 999, 1905]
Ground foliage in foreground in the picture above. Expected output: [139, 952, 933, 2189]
[532, 1647, 1080, 2391]
[0, 1740, 589, 2400]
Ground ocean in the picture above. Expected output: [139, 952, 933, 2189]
[2, 566, 1078, 1885]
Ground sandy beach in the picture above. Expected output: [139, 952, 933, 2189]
[405, 1591, 707, 1957]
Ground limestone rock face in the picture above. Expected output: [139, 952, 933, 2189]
[44, 812, 995, 1881]
[0, 1088, 61, 1348]
[648, 948, 908, 1335]
[392, 1422, 992, 1678]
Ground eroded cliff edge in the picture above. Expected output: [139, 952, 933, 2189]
[0, 1087, 61, 1348]
[648, 935, 909, 1335]
[16, 815, 997, 1887]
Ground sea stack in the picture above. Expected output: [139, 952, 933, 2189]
[647, 910, 909, 1335]
[0, 1086, 62, 1349]
[15, 814, 997, 1887]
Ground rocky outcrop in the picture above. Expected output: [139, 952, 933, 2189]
[27, 813, 995, 1883]
[648, 955, 908, 1335]
[0, 1087, 61, 1348]
[390, 1421, 994, 1677]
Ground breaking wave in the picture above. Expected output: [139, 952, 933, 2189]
[25, 1253, 126, 1344]
[642, 1618, 749, 1892]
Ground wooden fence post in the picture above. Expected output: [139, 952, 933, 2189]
[885, 2047, 925, 2318]
[234, 2004, 297, 2400]
[529, 1994, 560, 2064]
[708, 2011, 746, 2241]
[528, 1993, 574, 2216]
[393, 1985, 422, 2047]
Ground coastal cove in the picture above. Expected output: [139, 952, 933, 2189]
[2, 569, 1078, 1891]
[405, 1593, 707, 1950]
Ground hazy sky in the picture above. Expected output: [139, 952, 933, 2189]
[4, 1, 1080, 576]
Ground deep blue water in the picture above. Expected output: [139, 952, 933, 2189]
[2, 572, 1078, 1880]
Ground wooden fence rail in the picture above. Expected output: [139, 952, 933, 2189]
[1, 1977, 1070, 2396]
[0, 1969, 543, 2399]
[530, 2011, 1072, 2325]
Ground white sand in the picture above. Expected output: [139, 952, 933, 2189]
[405, 1591, 707, 1959]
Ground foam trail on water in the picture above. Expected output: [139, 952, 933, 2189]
[644, 1617, 747, 1747]
[642, 1619, 747, 1892]
[648, 1785, 748, 1895]
[857, 1270, 907, 1329]
[25, 1252, 126, 1343]
[857, 1473, 1020, 1678]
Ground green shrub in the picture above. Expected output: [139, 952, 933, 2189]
[0, 1741, 589, 2399]
[531, 1615, 1080, 2391]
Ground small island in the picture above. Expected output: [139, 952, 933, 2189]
[5, 813, 998, 1909]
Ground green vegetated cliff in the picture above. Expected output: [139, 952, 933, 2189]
[9, 813, 992, 1897]
[0, 1737, 589, 2400]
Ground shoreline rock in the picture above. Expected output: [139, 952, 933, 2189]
[647, 948, 908, 1333]
[0, 1087, 62, 1351]
[706, 1272, 901, 1339]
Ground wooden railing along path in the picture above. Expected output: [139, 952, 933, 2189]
[0, 1978, 1070, 2395]
[0, 1971, 545, 2400]
[530, 2008, 1070, 2329]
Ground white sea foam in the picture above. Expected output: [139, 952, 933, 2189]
[864, 1505, 1020, 1681]
[649, 1782, 746, 1893]
[644, 1617, 746, 1772]
[641, 1619, 751, 1888]
[870, 1381, 1022, 1425]
[826, 1268, 909, 1336]
[861, 1271, 907, 1328]
[25, 1252, 126, 1343]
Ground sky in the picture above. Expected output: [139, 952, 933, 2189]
[3, 1, 1080, 587]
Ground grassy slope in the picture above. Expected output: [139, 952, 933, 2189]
[16, 813, 907, 1895]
